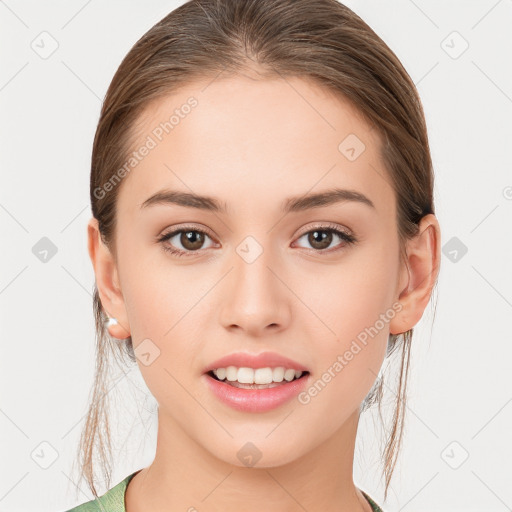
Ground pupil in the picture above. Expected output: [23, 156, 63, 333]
[182, 230, 204, 250]
[309, 230, 331, 250]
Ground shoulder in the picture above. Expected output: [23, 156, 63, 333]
[63, 472, 138, 512]
[360, 490, 385, 512]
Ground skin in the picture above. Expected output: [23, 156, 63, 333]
[88, 73, 441, 512]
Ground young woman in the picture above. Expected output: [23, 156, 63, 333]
[66, 0, 441, 510]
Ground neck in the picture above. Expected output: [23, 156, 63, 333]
[126, 407, 372, 512]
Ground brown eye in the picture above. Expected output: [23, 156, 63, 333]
[179, 230, 206, 250]
[158, 227, 215, 257]
[294, 226, 356, 253]
[306, 230, 333, 250]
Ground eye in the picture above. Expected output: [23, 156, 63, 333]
[157, 222, 357, 258]
[293, 223, 357, 253]
[157, 226, 216, 257]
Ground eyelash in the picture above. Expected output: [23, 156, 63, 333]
[157, 223, 357, 258]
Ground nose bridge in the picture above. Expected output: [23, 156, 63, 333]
[236, 235, 276, 295]
[219, 234, 290, 333]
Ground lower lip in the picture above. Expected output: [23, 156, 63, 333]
[203, 373, 310, 413]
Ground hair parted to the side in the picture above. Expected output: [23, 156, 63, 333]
[76, 0, 437, 501]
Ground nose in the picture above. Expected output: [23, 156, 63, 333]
[218, 242, 292, 337]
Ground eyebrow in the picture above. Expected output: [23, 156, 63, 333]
[140, 187, 375, 213]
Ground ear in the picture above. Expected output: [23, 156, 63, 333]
[389, 213, 441, 335]
[87, 217, 131, 339]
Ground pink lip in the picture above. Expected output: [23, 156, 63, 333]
[202, 372, 310, 413]
[202, 351, 310, 374]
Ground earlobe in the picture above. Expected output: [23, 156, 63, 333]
[389, 214, 441, 335]
[87, 217, 131, 339]
[104, 315, 131, 340]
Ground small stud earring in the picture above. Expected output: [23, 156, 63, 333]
[104, 313, 130, 341]
[106, 316, 118, 328]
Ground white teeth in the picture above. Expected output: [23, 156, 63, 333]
[283, 368, 296, 382]
[273, 366, 284, 382]
[212, 366, 305, 384]
[225, 366, 238, 382]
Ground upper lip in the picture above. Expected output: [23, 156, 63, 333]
[202, 351, 310, 374]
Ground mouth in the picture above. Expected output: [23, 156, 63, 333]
[206, 369, 310, 389]
[203, 366, 311, 412]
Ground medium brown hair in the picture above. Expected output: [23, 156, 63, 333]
[76, 0, 437, 502]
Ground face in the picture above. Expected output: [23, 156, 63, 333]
[104, 75, 407, 467]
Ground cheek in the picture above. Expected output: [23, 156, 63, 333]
[296, 266, 394, 423]
[117, 244, 211, 396]
[301, 242, 399, 377]
[305, 249, 398, 336]
[117, 232, 187, 332]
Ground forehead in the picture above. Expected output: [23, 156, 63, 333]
[118, 75, 395, 218]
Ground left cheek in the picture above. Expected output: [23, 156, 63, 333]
[314, 271, 393, 361]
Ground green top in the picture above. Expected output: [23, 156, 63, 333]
[360, 490, 384, 512]
[66, 471, 384, 512]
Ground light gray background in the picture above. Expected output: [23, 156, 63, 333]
[1, 1, 511, 511]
